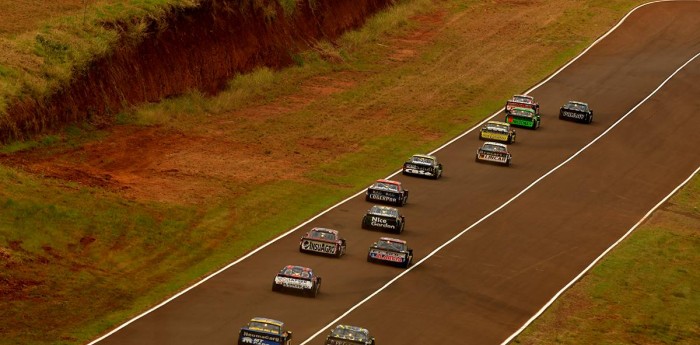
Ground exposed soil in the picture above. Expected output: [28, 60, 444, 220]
[0, 10, 446, 205]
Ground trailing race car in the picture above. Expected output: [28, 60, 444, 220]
[238, 317, 292, 345]
[402, 154, 443, 179]
[361, 205, 405, 234]
[299, 228, 346, 258]
[325, 324, 376, 345]
[272, 265, 321, 297]
[505, 94, 540, 115]
[367, 237, 413, 268]
[365, 179, 408, 206]
[505, 106, 540, 129]
[479, 120, 516, 144]
[559, 100, 593, 123]
[475, 141, 512, 166]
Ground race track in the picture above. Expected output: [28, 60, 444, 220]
[92, 2, 700, 344]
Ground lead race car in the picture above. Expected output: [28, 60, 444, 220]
[361, 205, 405, 234]
[559, 100, 593, 123]
[479, 120, 516, 144]
[325, 325, 376, 345]
[505, 94, 540, 115]
[272, 265, 321, 297]
[402, 154, 443, 179]
[505, 106, 540, 129]
[238, 317, 292, 345]
[475, 141, 512, 166]
[299, 227, 346, 258]
[365, 179, 408, 206]
[367, 237, 413, 268]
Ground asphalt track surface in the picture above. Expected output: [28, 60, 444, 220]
[93, 2, 700, 345]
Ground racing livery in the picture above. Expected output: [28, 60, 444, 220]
[325, 325, 376, 345]
[505, 106, 540, 129]
[238, 317, 292, 345]
[361, 205, 405, 234]
[559, 100, 593, 123]
[272, 265, 321, 297]
[505, 94, 540, 115]
[478, 120, 516, 144]
[402, 154, 443, 179]
[365, 179, 409, 206]
[475, 141, 512, 166]
[299, 228, 346, 258]
[367, 237, 413, 268]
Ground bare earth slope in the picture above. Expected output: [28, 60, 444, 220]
[92, 2, 700, 345]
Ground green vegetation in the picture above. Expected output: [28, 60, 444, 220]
[512, 174, 700, 345]
[2, 0, 677, 344]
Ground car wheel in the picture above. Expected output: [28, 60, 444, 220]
[587, 115, 593, 124]
[475, 154, 479, 163]
[272, 283, 279, 292]
[367, 255, 373, 263]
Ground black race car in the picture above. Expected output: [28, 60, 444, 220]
[365, 179, 408, 206]
[299, 228, 346, 258]
[238, 317, 292, 345]
[559, 100, 593, 123]
[361, 205, 405, 234]
[272, 265, 321, 297]
[325, 324, 375, 345]
[367, 237, 413, 268]
[402, 154, 443, 179]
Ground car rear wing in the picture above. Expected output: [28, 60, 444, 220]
[239, 329, 284, 345]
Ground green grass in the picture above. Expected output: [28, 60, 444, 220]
[512, 174, 700, 345]
[0, 0, 665, 344]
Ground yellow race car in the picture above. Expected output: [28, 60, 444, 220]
[478, 120, 516, 144]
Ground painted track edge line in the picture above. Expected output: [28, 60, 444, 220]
[499, 165, 700, 345]
[298, 44, 700, 345]
[88, 1, 693, 343]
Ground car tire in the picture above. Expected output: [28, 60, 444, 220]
[367, 255, 373, 263]
[587, 115, 593, 124]
[272, 283, 279, 292]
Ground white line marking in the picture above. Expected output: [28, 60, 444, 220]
[499, 167, 700, 344]
[90, 1, 698, 343]
[299, 43, 700, 345]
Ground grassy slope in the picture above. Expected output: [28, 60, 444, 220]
[6, 0, 693, 344]
[512, 174, 700, 345]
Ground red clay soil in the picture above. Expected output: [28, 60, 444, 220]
[2, 0, 394, 142]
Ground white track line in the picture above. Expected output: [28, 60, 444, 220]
[299, 36, 700, 345]
[90, 1, 697, 343]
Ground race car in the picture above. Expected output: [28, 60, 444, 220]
[365, 179, 409, 206]
[299, 228, 346, 258]
[475, 141, 512, 166]
[505, 106, 540, 129]
[402, 154, 443, 179]
[505, 94, 540, 115]
[238, 317, 293, 345]
[367, 237, 413, 268]
[478, 120, 516, 144]
[272, 265, 321, 297]
[361, 205, 405, 234]
[325, 324, 376, 345]
[559, 100, 593, 123]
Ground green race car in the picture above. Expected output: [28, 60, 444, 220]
[505, 106, 540, 129]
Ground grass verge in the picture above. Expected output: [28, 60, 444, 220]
[511, 173, 700, 345]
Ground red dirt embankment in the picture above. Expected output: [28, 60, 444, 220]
[2, 0, 394, 141]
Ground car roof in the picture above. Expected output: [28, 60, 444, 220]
[369, 205, 398, 214]
[486, 120, 510, 127]
[483, 141, 508, 149]
[412, 154, 436, 160]
[512, 94, 533, 100]
[310, 227, 338, 235]
[379, 237, 406, 244]
[250, 317, 284, 327]
[376, 179, 401, 186]
[568, 100, 588, 106]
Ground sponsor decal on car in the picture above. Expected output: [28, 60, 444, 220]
[301, 239, 337, 254]
[507, 117, 534, 126]
[368, 192, 398, 203]
[479, 153, 507, 162]
[481, 132, 509, 141]
[369, 249, 406, 262]
[369, 216, 397, 230]
[561, 110, 587, 119]
[275, 277, 312, 289]
[240, 331, 283, 344]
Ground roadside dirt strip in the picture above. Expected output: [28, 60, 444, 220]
[92, 2, 700, 345]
